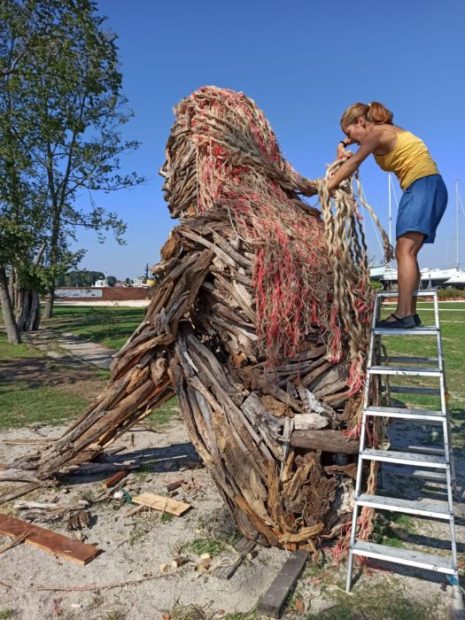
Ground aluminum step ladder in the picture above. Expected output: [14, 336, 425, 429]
[346, 289, 459, 592]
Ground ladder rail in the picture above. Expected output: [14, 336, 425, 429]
[346, 289, 459, 593]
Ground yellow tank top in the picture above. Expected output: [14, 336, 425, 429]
[374, 130, 439, 190]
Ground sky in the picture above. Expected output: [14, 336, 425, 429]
[75, 0, 465, 279]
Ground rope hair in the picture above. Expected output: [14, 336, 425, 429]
[316, 158, 393, 393]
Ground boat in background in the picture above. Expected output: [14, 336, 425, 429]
[369, 266, 465, 288]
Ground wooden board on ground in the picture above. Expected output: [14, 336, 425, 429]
[132, 493, 191, 516]
[213, 537, 257, 579]
[102, 470, 128, 489]
[258, 550, 309, 618]
[0, 512, 100, 565]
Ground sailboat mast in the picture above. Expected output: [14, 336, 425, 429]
[456, 180, 460, 268]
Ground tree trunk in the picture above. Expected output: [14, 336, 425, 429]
[0, 267, 21, 344]
[42, 287, 54, 319]
[15, 286, 41, 332]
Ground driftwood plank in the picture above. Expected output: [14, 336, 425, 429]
[0, 513, 100, 564]
[132, 493, 191, 516]
[258, 550, 309, 618]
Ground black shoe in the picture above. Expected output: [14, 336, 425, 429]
[376, 313, 416, 329]
[413, 313, 421, 326]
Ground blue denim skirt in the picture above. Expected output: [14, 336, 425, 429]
[396, 174, 448, 244]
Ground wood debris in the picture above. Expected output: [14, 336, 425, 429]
[102, 470, 128, 489]
[0, 512, 100, 564]
[67, 510, 91, 531]
[132, 493, 191, 516]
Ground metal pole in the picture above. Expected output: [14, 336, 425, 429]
[456, 180, 460, 268]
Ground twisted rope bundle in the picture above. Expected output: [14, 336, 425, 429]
[317, 160, 393, 395]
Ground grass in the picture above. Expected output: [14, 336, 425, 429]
[0, 306, 181, 431]
[372, 512, 415, 548]
[0, 385, 91, 430]
[43, 305, 146, 350]
[0, 335, 45, 360]
[0, 611, 16, 620]
[0, 330, 108, 430]
[306, 580, 442, 620]
[146, 398, 180, 429]
[181, 537, 229, 557]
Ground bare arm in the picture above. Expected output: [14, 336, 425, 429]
[327, 132, 382, 192]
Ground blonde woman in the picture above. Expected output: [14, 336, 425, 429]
[328, 101, 447, 328]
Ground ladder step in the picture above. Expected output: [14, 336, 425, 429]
[368, 366, 442, 377]
[379, 355, 439, 365]
[365, 406, 445, 422]
[387, 385, 441, 396]
[381, 464, 447, 482]
[376, 290, 438, 298]
[357, 493, 451, 519]
[361, 449, 447, 468]
[407, 445, 445, 455]
[373, 327, 438, 336]
[351, 541, 455, 575]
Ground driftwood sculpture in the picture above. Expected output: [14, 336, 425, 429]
[8, 87, 391, 552]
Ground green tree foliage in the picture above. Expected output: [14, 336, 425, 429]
[0, 0, 143, 342]
[55, 270, 105, 287]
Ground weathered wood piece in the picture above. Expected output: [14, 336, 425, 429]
[258, 550, 309, 618]
[132, 493, 191, 516]
[102, 470, 128, 489]
[166, 480, 185, 493]
[290, 430, 359, 454]
[0, 513, 100, 564]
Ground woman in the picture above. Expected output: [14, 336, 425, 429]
[328, 101, 447, 328]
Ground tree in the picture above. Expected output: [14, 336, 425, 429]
[106, 275, 116, 287]
[0, 0, 143, 342]
[55, 269, 105, 287]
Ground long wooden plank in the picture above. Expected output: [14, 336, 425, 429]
[132, 493, 191, 516]
[258, 550, 309, 618]
[0, 513, 100, 565]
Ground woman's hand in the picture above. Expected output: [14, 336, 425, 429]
[336, 139, 353, 160]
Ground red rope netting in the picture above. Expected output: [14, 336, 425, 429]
[162, 86, 378, 398]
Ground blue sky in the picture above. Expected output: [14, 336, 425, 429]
[76, 0, 465, 279]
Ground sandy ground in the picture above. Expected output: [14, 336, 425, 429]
[0, 415, 464, 619]
[1, 326, 464, 618]
[0, 420, 292, 619]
